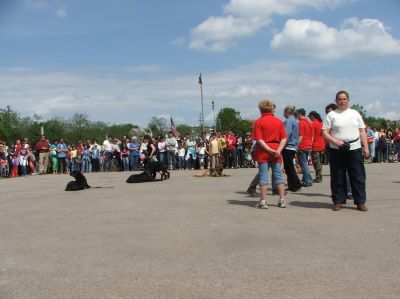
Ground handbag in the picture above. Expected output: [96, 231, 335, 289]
[150, 156, 158, 162]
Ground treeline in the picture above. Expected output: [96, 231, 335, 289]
[1, 104, 393, 145]
[0, 107, 140, 145]
[0, 106, 255, 145]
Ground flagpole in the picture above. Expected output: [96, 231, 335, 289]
[199, 73, 204, 133]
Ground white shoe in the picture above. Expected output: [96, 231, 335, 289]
[255, 200, 268, 209]
[278, 199, 286, 208]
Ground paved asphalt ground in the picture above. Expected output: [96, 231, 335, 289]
[0, 163, 399, 299]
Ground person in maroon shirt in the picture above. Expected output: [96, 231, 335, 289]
[253, 100, 287, 209]
[296, 108, 314, 187]
[35, 135, 50, 174]
[309, 111, 325, 183]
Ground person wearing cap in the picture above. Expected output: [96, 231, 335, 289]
[35, 135, 50, 174]
[308, 111, 325, 183]
[296, 108, 314, 187]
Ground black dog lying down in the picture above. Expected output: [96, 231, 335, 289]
[65, 171, 113, 191]
[126, 161, 170, 183]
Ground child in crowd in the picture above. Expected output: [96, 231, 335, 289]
[178, 145, 186, 170]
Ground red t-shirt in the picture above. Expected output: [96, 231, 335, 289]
[298, 118, 314, 150]
[252, 113, 287, 163]
[225, 135, 237, 150]
[311, 119, 325, 152]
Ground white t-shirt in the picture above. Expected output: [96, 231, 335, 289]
[178, 148, 185, 157]
[323, 108, 365, 150]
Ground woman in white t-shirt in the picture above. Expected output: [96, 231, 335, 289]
[322, 91, 369, 212]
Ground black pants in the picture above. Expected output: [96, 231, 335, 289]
[329, 148, 366, 205]
[282, 149, 301, 190]
[91, 158, 100, 172]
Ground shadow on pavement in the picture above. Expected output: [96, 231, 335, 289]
[289, 192, 331, 198]
[227, 199, 258, 207]
[289, 201, 332, 209]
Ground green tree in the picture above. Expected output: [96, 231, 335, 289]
[351, 104, 367, 119]
[216, 107, 241, 132]
[176, 124, 193, 136]
[147, 116, 168, 137]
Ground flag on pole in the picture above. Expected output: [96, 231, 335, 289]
[170, 118, 180, 138]
[198, 73, 202, 85]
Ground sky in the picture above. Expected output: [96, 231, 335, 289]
[0, 0, 399, 128]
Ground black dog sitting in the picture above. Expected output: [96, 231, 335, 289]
[147, 160, 170, 180]
[126, 161, 170, 183]
[65, 170, 113, 191]
[126, 171, 155, 183]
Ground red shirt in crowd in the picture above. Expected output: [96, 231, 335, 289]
[298, 118, 314, 151]
[311, 119, 325, 152]
[252, 112, 287, 163]
[225, 134, 237, 151]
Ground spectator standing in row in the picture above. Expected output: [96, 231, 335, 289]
[35, 135, 50, 175]
[166, 131, 178, 170]
[103, 136, 115, 171]
[57, 138, 68, 174]
[120, 143, 130, 171]
[226, 131, 237, 168]
[366, 126, 375, 163]
[90, 140, 101, 172]
[129, 137, 141, 171]
[282, 105, 302, 192]
[296, 108, 314, 187]
[308, 111, 325, 183]
[157, 136, 167, 167]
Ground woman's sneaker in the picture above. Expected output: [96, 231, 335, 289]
[278, 199, 287, 208]
[255, 200, 268, 209]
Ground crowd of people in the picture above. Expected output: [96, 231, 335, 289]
[1, 93, 400, 213]
[0, 130, 257, 178]
[0, 110, 399, 180]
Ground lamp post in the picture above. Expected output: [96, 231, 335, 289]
[198, 73, 204, 133]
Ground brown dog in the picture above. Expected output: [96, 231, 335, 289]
[194, 156, 229, 177]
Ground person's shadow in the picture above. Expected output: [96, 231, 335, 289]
[227, 199, 258, 208]
[289, 201, 332, 209]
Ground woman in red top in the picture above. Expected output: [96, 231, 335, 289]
[309, 111, 325, 183]
[252, 100, 287, 209]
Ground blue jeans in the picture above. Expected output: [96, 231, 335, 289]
[122, 156, 130, 171]
[158, 152, 167, 166]
[258, 162, 284, 186]
[297, 149, 313, 186]
[129, 155, 139, 171]
[178, 156, 186, 169]
[81, 157, 91, 173]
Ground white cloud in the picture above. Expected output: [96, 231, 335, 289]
[223, 0, 352, 17]
[24, 0, 49, 10]
[55, 6, 67, 18]
[271, 18, 400, 60]
[1, 62, 399, 127]
[126, 65, 165, 73]
[189, 0, 353, 52]
[170, 37, 185, 47]
[189, 15, 266, 52]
